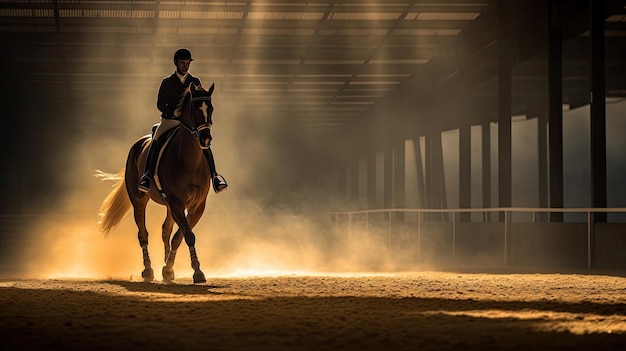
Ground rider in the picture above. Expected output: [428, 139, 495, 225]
[138, 47, 228, 194]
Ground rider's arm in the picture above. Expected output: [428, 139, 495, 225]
[157, 80, 169, 116]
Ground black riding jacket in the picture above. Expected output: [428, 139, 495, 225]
[157, 72, 202, 119]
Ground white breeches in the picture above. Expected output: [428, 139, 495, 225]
[154, 118, 180, 140]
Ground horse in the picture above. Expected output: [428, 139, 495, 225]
[97, 82, 216, 284]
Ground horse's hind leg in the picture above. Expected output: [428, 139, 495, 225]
[133, 201, 154, 282]
[126, 138, 154, 282]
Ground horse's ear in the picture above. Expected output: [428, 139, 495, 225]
[208, 82, 215, 96]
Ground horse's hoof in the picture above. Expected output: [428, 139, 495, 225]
[193, 271, 206, 284]
[162, 266, 175, 282]
[142, 268, 154, 282]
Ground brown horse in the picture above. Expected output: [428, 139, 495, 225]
[97, 82, 216, 284]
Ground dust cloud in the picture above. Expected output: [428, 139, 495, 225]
[16, 152, 419, 280]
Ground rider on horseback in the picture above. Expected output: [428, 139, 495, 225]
[138, 48, 228, 194]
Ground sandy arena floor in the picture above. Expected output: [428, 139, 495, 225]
[1, 271, 625, 350]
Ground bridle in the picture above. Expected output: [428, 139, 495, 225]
[179, 93, 213, 140]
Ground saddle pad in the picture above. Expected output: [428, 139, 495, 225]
[153, 126, 181, 192]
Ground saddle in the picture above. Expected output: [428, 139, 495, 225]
[151, 125, 181, 192]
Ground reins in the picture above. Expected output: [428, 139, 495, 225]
[179, 94, 212, 139]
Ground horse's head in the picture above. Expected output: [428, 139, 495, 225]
[176, 82, 215, 149]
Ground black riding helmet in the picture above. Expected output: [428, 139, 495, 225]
[173, 48, 193, 64]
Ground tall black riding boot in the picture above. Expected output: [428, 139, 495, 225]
[138, 137, 166, 193]
[203, 148, 228, 193]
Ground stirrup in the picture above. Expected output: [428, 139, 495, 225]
[212, 174, 228, 193]
[138, 176, 152, 193]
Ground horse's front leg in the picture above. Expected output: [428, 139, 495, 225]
[162, 209, 175, 264]
[163, 227, 205, 283]
[185, 202, 207, 284]
[163, 201, 206, 284]
[162, 227, 181, 283]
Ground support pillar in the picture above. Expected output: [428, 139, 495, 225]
[590, 0, 607, 223]
[538, 109, 549, 222]
[426, 132, 447, 220]
[394, 137, 406, 221]
[459, 125, 471, 221]
[367, 153, 376, 209]
[414, 136, 427, 209]
[384, 147, 394, 210]
[482, 123, 492, 220]
[497, 4, 512, 212]
[549, 0, 564, 222]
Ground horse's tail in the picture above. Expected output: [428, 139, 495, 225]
[95, 169, 131, 237]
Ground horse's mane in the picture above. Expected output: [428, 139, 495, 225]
[173, 86, 192, 118]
